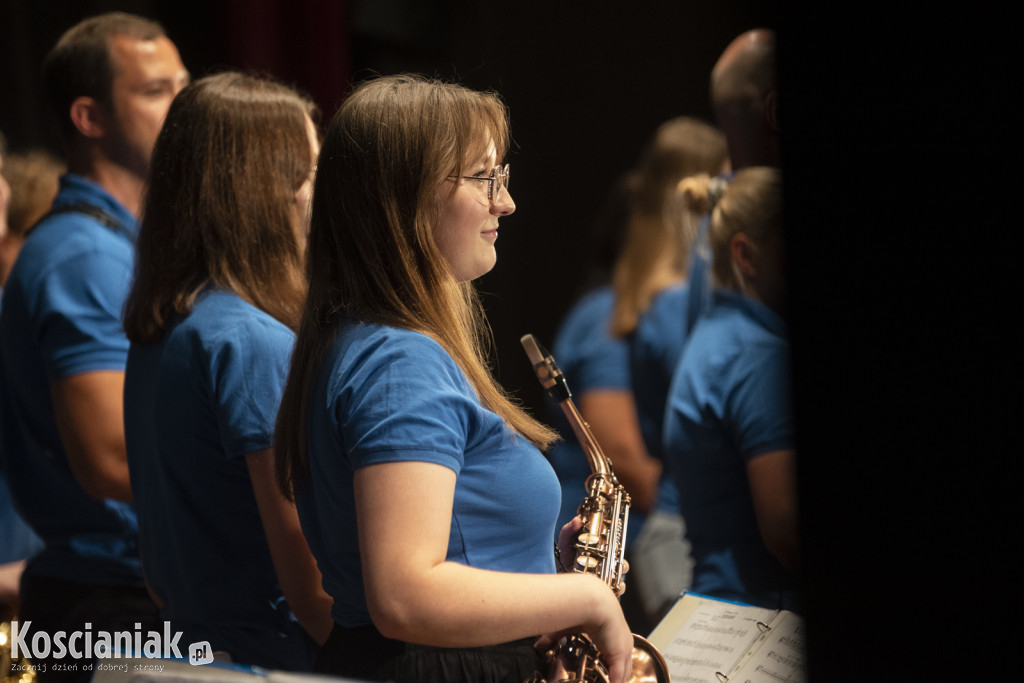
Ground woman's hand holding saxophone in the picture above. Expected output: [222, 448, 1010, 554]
[555, 516, 630, 592]
[531, 516, 633, 683]
[533, 572, 635, 683]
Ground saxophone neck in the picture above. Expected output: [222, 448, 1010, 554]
[520, 334, 618, 481]
[561, 399, 615, 481]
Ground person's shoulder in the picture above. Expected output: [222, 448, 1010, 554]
[344, 322, 449, 365]
[5, 221, 132, 311]
[685, 298, 788, 384]
[641, 283, 689, 330]
[651, 282, 687, 309]
[714, 293, 787, 351]
[183, 290, 294, 354]
[570, 286, 616, 320]
[328, 323, 467, 402]
[684, 302, 749, 366]
[21, 211, 102, 254]
[195, 289, 286, 323]
[20, 204, 131, 273]
[555, 286, 616, 343]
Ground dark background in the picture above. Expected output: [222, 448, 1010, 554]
[1, 0, 776, 408]
[2, 2, 1017, 680]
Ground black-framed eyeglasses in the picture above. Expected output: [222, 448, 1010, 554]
[451, 164, 510, 205]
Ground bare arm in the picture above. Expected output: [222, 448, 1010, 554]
[50, 370, 132, 501]
[579, 390, 661, 513]
[747, 449, 800, 572]
[246, 448, 333, 645]
[356, 460, 634, 683]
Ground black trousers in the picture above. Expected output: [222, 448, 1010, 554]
[16, 573, 160, 683]
[315, 622, 542, 683]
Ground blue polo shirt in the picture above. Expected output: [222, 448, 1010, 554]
[0, 174, 142, 586]
[663, 289, 798, 611]
[0, 293, 44, 566]
[0, 471, 43, 564]
[296, 320, 561, 628]
[630, 282, 690, 515]
[124, 289, 315, 670]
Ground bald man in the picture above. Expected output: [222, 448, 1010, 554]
[710, 28, 780, 171]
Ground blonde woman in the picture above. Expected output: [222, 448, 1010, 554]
[663, 167, 799, 611]
[550, 117, 727, 625]
[275, 74, 633, 683]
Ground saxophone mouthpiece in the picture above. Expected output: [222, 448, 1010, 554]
[520, 333, 571, 402]
[520, 333, 545, 367]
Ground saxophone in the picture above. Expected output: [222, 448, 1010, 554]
[521, 334, 670, 683]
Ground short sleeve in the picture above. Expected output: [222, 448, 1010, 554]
[36, 250, 133, 378]
[209, 318, 294, 460]
[570, 329, 630, 392]
[728, 341, 795, 461]
[335, 333, 477, 475]
[553, 289, 630, 393]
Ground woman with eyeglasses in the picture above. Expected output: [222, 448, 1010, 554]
[274, 74, 634, 683]
[662, 167, 800, 612]
[122, 72, 331, 670]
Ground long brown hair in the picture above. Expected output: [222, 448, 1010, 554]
[123, 71, 316, 343]
[609, 117, 728, 336]
[275, 74, 557, 498]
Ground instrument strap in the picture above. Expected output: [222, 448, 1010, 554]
[26, 201, 135, 245]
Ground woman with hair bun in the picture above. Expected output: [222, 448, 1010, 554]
[122, 71, 330, 670]
[274, 74, 634, 683]
[548, 117, 727, 628]
[663, 166, 800, 611]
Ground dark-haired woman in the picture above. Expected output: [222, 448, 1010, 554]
[122, 72, 330, 670]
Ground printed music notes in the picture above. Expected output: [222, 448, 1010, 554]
[647, 592, 806, 683]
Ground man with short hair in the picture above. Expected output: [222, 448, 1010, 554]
[687, 28, 780, 331]
[0, 12, 187, 681]
[710, 28, 780, 171]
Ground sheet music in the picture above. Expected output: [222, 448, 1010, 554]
[654, 597, 777, 683]
[726, 611, 806, 683]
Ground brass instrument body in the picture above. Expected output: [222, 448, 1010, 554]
[537, 633, 608, 683]
[574, 472, 628, 594]
[521, 335, 669, 683]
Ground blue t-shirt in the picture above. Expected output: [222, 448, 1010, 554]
[0, 291, 44, 566]
[630, 283, 689, 515]
[124, 289, 315, 670]
[547, 287, 633, 532]
[296, 321, 561, 628]
[663, 290, 799, 611]
[0, 472, 43, 564]
[0, 174, 142, 586]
